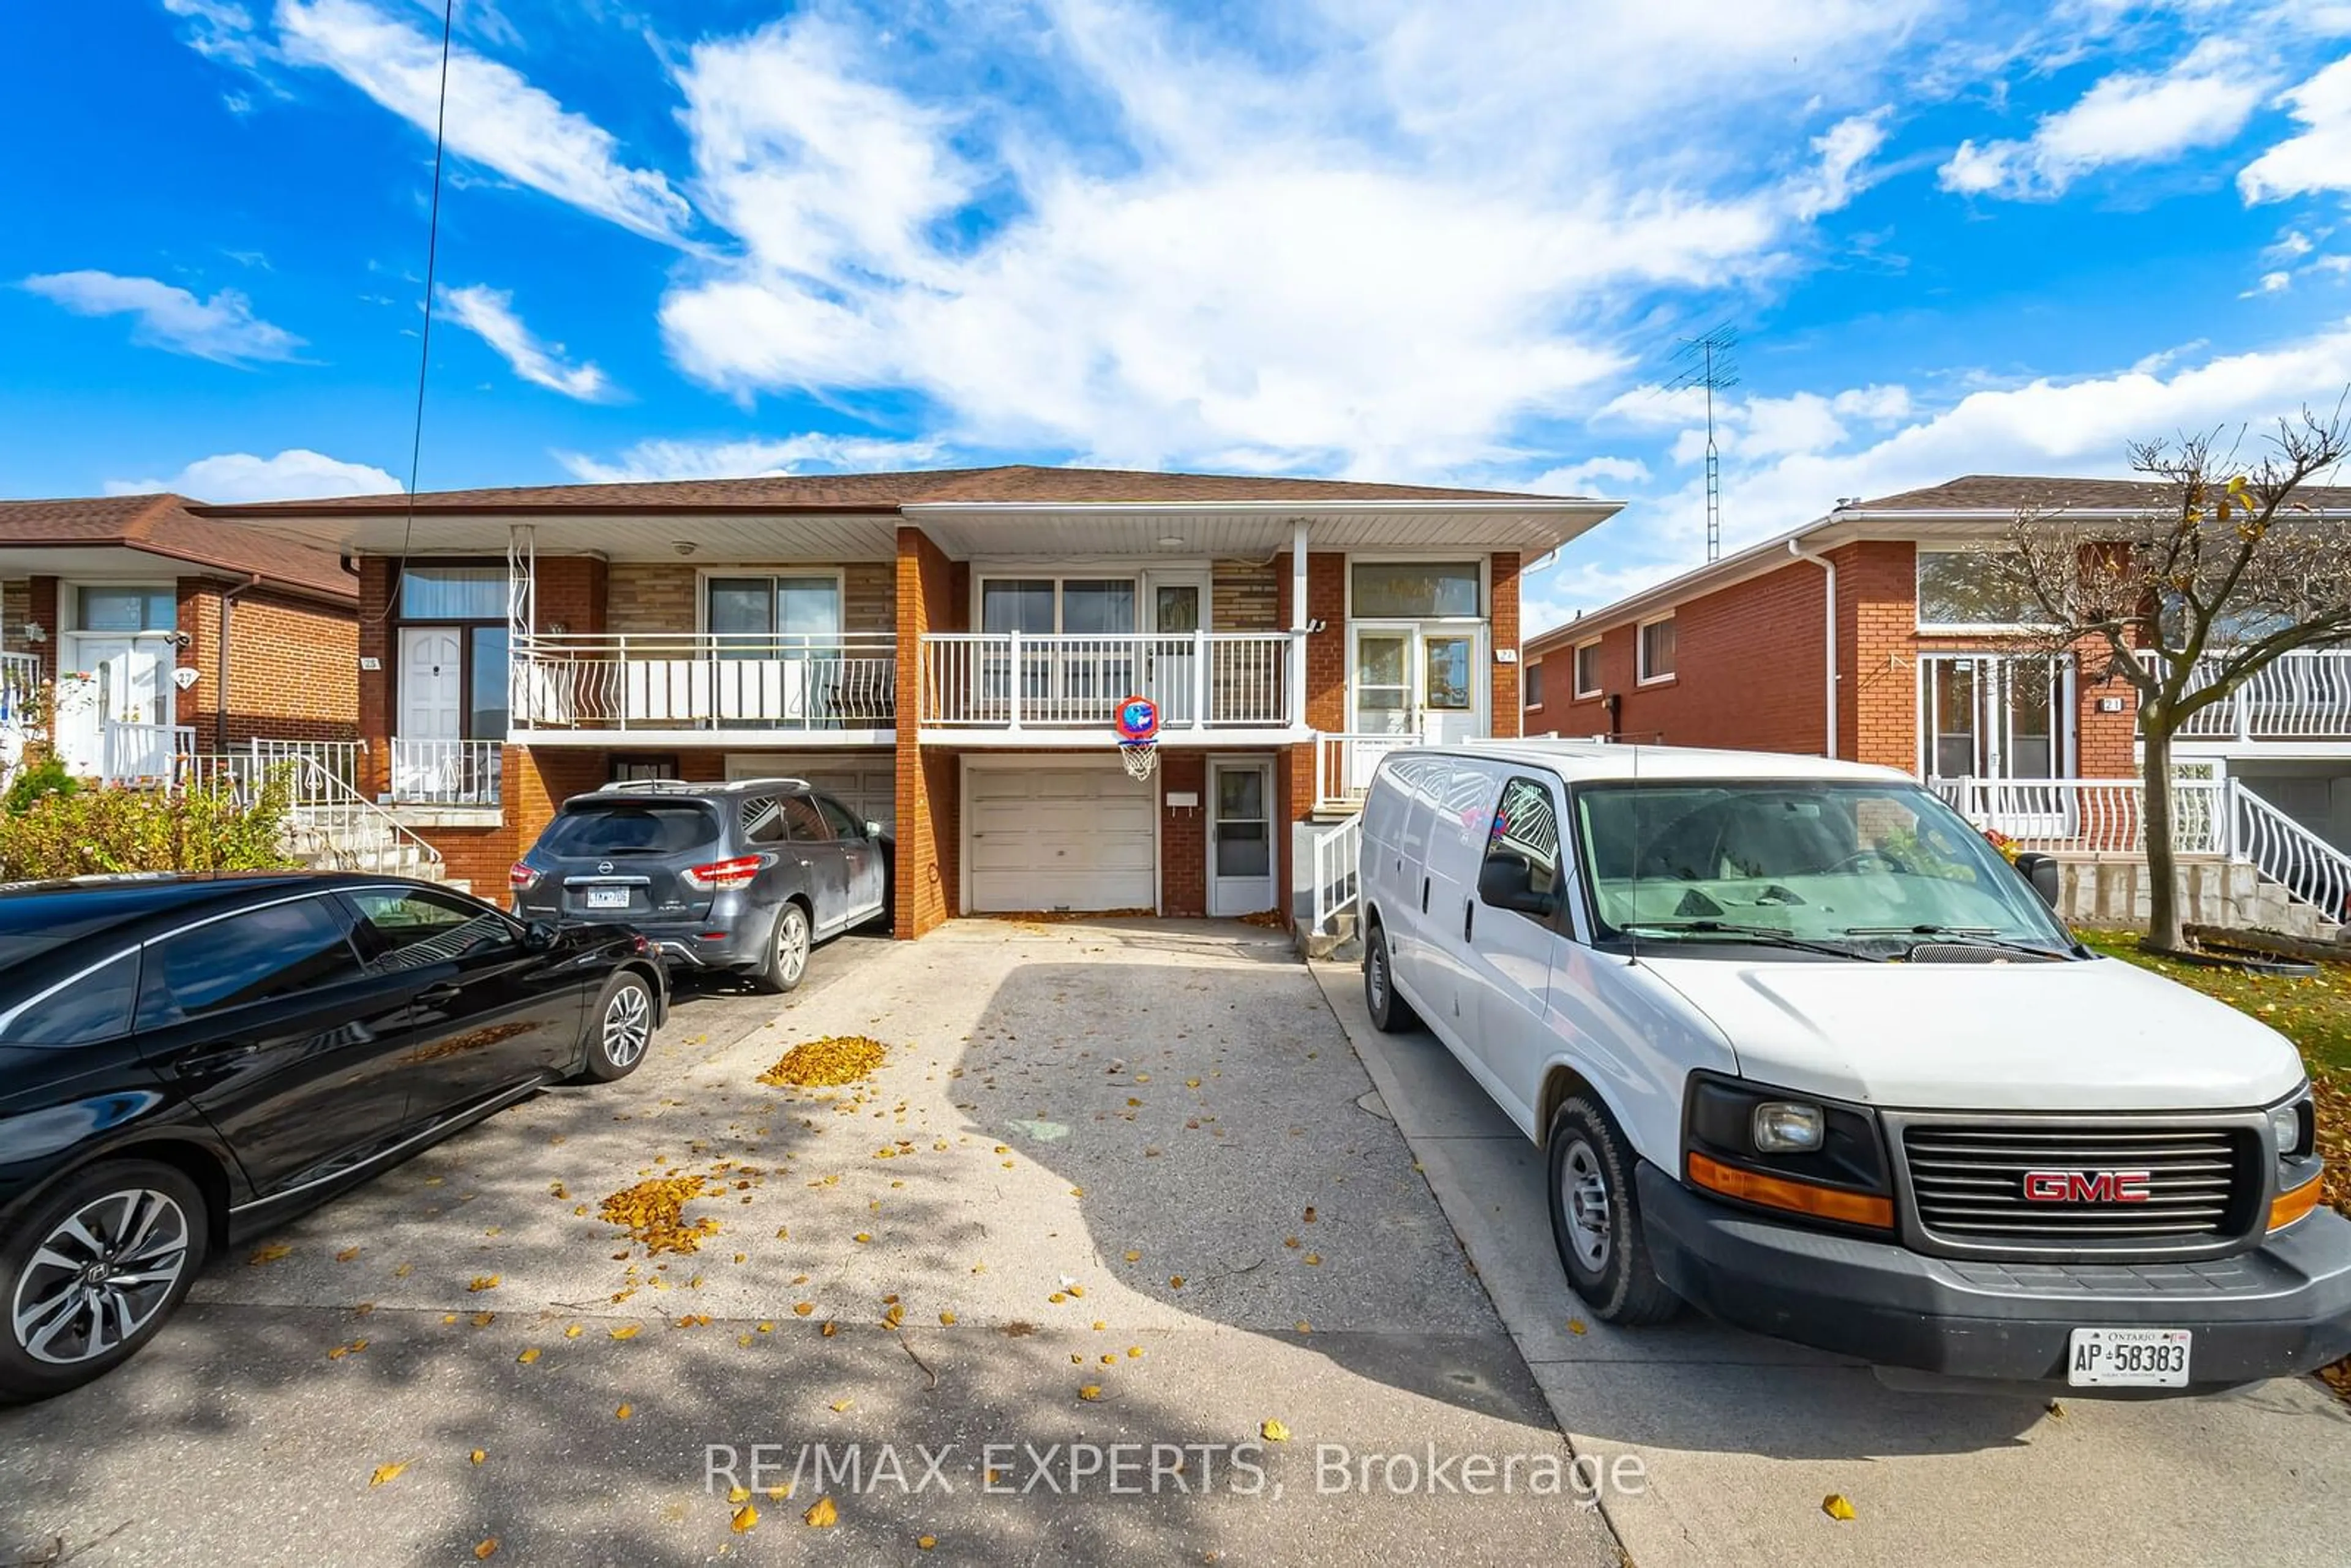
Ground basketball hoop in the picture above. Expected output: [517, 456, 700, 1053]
[1116, 695, 1160, 783]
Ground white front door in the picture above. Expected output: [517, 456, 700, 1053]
[398, 626, 465, 797]
[1207, 759, 1276, 916]
[58, 634, 173, 778]
[1350, 625, 1487, 748]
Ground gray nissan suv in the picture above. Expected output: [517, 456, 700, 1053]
[509, 778, 890, 992]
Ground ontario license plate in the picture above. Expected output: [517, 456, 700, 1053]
[2067, 1327, 2191, 1387]
[585, 887, 630, 910]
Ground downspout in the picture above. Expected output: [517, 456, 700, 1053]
[217, 572, 263, 752]
[1787, 541, 1837, 760]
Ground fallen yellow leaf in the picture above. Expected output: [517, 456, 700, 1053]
[369, 1462, 407, 1488]
[939, 1310, 958, 1326]
[615, 1403, 634, 1420]
[820, 1321, 838, 1337]
[468, 1275, 501, 1292]
[1168, 1275, 1185, 1289]
[1123, 1250, 1141, 1262]
[470, 1449, 487, 1465]
[517, 1348, 541, 1365]
[611, 1324, 642, 1340]
[732, 1504, 760, 1534]
[249, 1243, 291, 1266]
[468, 1311, 495, 1328]
[474, 1539, 499, 1560]
[830, 1397, 854, 1412]
[793, 1302, 816, 1316]
[335, 1247, 361, 1263]
[1302, 1253, 1321, 1266]
[564, 1324, 583, 1339]
[1568, 1318, 1589, 1336]
[804, 1496, 839, 1528]
[853, 1232, 873, 1244]
[918, 1534, 937, 1550]
[727, 1485, 750, 1504]
[1079, 1384, 1102, 1401]
[1823, 1494, 1857, 1521]
[1260, 1419, 1291, 1442]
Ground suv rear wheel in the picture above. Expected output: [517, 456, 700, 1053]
[754, 901, 812, 994]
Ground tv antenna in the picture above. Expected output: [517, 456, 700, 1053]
[1667, 324, 1740, 561]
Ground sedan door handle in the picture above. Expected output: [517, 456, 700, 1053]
[177, 1043, 260, 1075]
[416, 983, 463, 1008]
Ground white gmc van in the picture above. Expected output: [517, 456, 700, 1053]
[1357, 740, 2350, 1391]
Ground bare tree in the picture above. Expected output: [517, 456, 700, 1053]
[1982, 406, 2351, 951]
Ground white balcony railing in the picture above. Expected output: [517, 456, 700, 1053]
[0, 651, 38, 716]
[391, 737, 503, 806]
[100, 720, 197, 785]
[1314, 731, 1424, 811]
[249, 738, 362, 798]
[919, 632, 1297, 730]
[2177, 649, 2351, 740]
[513, 632, 896, 735]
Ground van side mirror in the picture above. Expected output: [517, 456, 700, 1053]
[1477, 855, 1556, 919]
[2012, 852, 2061, 910]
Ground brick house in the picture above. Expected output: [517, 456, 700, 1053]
[1522, 474, 2351, 930]
[0, 493, 357, 779]
[216, 467, 1618, 930]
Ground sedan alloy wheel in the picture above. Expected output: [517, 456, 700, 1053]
[12, 1187, 192, 1367]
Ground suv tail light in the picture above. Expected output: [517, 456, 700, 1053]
[509, 861, 541, 891]
[682, 855, 763, 891]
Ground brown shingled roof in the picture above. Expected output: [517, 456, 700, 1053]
[200, 463, 1565, 515]
[0, 493, 357, 601]
[1856, 473, 2351, 512]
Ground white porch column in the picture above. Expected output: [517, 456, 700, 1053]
[1289, 519, 1310, 730]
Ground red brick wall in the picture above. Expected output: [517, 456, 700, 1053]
[1490, 551, 1521, 738]
[1839, 541, 1914, 770]
[1160, 751, 1207, 917]
[358, 558, 394, 797]
[174, 580, 357, 749]
[894, 527, 961, 937]
[1303, 552, 1346, 733]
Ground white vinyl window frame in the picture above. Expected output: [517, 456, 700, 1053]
[1340, 555, 1490, 623]
[1573, 639, 1603, 700]
[1636, 615, 1677, 686]
[970, 571, 1146, 635]
[1912, 544, 2058, 636]
[692, 566, 849, 639]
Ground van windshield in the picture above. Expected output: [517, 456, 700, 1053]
[1572, 779, 2077, 958]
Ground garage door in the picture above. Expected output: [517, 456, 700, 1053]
[967, 762, 1156, 913]
[725, 753, 896, 831]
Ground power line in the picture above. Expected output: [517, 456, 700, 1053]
[1666, 323, 1740, 562]
[369, 0, 456, 626]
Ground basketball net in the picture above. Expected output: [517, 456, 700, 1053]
[1119, 740, 1160, 782]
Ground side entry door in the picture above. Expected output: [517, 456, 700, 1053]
[340, 886, 584, 1123]
[811, 793, 885, 923]
[1466, 775, 1574, 1123]
[782, 793, 853, 936]
[140, 893, 419, 1199]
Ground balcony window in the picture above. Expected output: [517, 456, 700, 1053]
[707, 576, 843, 650]
[77, 586, 176, 633]
[1351, 562, 1480, 619]
[1916, 549, 2044, 628]
[978, 578, 1136, 635]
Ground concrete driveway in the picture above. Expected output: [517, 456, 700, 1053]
[2, 922, 1615, 1568]
[1313, 961, 2351, 1568]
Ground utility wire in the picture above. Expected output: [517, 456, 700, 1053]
[369, 0, 456, 625]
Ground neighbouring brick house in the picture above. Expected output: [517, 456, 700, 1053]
[214, 466, 1617, 929]
[1522, 474, 2351, 931]
[0, 493, 357, 779]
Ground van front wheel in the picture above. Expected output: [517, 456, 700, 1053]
[1546, 1097, 1679, 1326]
[1363, 923, 1419, 1033]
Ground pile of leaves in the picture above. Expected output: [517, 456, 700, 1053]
[599, 1174, 721, 1256]
[758, 1035, 888, 1088]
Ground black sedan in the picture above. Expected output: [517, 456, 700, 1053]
[0, 872, 667, 1403]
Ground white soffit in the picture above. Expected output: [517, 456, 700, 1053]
[903, 500, 1623, 558]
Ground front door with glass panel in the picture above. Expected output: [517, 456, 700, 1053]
[1350, 625, 1486, 747]
[59, 635, 173, 779]
[1921, 655, 2071, 832]
[1208, 759, 1276, 916]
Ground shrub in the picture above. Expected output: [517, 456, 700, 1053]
[3, 753, 79, 816]
[0, 769, 298, 881]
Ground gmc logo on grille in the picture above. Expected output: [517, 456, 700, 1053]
[2022, 1169, 2153, 1203]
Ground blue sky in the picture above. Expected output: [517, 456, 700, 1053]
[6, 1, 2351, 632]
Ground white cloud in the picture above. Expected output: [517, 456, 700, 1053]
[1524, 456, 1652, 496]
[437, 284, 614, 400]
[164, 0, 263, 66]
[21, 269, 302, 363]
[106, 448, 400, 501]
[2239, 54, 2351, 202]
[652, 1, 1941, 477]
[553, 433, 947, 484]
[272, 0, 692, 243]
[1940, 39, 2269, 199]
[2243, 269, 2293, 296]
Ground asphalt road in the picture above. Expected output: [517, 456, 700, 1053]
[1, 923, 1618, 1568]
[1312, 959, 2351, 1568]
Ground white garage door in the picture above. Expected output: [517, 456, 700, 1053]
[967, 762, 1156, 913]
[725, 753, 896, 831]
